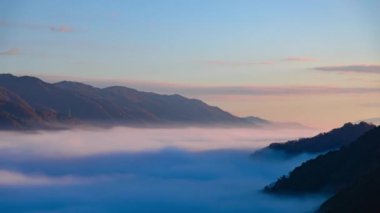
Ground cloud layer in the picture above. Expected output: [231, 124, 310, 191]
[314, 65, 380, 74]
[0, 127, 316, 156]
[204, 56, 317, 67]
[38, 74, 380, 97]
[0, 128, 324, 212]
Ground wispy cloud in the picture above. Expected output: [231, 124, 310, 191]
[205, 60, 274, 66]
[205, 56, 317, 67]
[170, 85, 380, 96]
[0, 20, 75, 33]
[49, 25, 75, 33]
[0, 48, 20, 56]
[284, 57, 318, 62]
[36, 74, 380, 97]
[314, 65, 380, 74]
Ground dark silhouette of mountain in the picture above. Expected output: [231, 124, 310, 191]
[264, 122, 375, 155]
[0, 74, 259, 129]
[318, 166, 380, 213]
[264, 126, 380, 194]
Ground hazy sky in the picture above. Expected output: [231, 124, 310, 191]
[0, 0, 379, 128]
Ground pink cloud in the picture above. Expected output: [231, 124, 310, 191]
[0, 48, 20, 56]
[314, 64, 380, 74]
[284, 57, 318, 62]
[204, 56, 319, 67]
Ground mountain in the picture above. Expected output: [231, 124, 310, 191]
[243, 116, 271, 125]
[0, 86, 43, 129]
[0, 74, 257, 129]
[263, 126, 380, 194]
[244, 116, 312, 130]
[318, 166, 380, 213]
[262, 122, 375, 155]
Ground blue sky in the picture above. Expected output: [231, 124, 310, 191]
[0, 0, 379, 127]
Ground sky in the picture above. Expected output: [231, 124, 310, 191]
[0, 0, 379, 128]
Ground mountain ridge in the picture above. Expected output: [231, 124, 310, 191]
[255, 122, 376, 156]
[263, 126, 380, 195]
[0, 73, 266, 130]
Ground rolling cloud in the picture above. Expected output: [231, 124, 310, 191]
[0, 128, 324, 212]
[314, 65, 380, 74]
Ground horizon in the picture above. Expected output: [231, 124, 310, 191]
[1, 72, 378, 130]
[1, 0, 380, 128]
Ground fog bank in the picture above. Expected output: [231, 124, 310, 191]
[0, 127, 317, 157]
[0, 127, 325, 212]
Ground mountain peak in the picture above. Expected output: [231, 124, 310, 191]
[0, 73, 16, 78]
[54, 80, 99, 91]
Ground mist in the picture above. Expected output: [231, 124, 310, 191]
[0, 127, 326, 213]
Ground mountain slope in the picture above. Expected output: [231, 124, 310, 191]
[264, 122, 375, 155]
[243, 116, 271, 125]
[264, 126, 380, 194]
[0, 74, 114, 120]
[0, 74, 252, 129]
[318, 166, 380, 213]
[0, 87, 43, 129]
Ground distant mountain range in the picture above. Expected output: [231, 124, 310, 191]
[244, 116, 311, 129]
[264, 126, 380, 212]
[255, 122, 376, 156]
[0, 74, 283, 130]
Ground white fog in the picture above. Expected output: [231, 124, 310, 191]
[0, 127, 326, 212]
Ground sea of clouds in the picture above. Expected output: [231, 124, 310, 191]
[0, 127, 326, 213]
